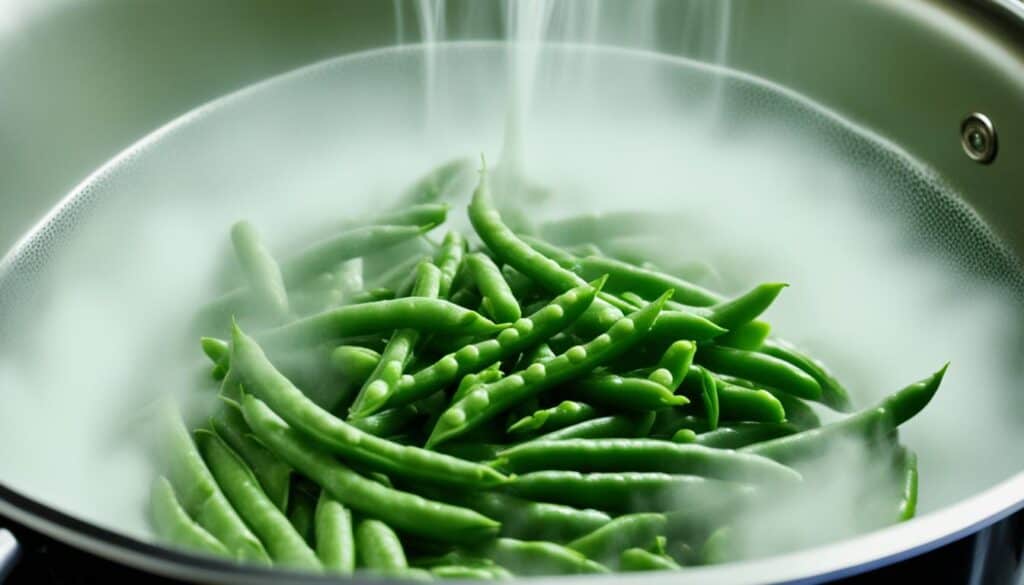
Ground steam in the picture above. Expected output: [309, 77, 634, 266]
[0, 1, 1020, 567]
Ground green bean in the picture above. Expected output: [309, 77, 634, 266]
[412, 551, 500, 569]
[210, 407, 292, 512]
[350, 262, 442, 417]
[497, 439, 800, 484]
[568, 513, 666, 564]
[764, 388, 821, 430]
[433, 442, 505, 463]
[201, 337, 230, 380]
[231, 323, 507, 488]
[574, 255, 722, 307]
[348, 287, 397, 304]
[329, 346, 381, 380]
[538, 413, 655, 441]
[653, 340, 696, 389]
[699, 366, 720, 429]
[695, 422, 799, 449]
[619, 548, 681, 571]
[158, 403, 270, 563]
[504, 471, 753, 513]
[761, 338, 854, 412]
[466, 253, 522, 323]
[482, 538, 609, 575]
[315, 492, 355, 574]
[518, 234, 579, 269]
[239, 394, 500, 543]
[502, 265, 543, 302]
[897, 447, 919, 521]
[700, 526, 733, 565]
[435, 231, 467, 298]
[700, 283, 786, 331]
[716, 319, 771, 350]
[452, 364, 504, 403]
[468, 169, 624, 336]
[508, 401, 599, 437]
[284, 224, 437, 286]
[445, 492, 612, 543]
[566, 373, 687, 411]
[650, 411, 709, 437]
[741, 365, 947, 464]
[230, 221, 290, 322]
[259, 298, 501, 348]
[369, 254, 432, 292]
[645, 311, 728, 346]
[681, 368, 785, 423]
[349, 391, 446, 437]
[697, 345, 823, 401]
[396, 157, 474, 206]
[671, 429, 698, 443]
[149, 476, 230, 557]
[194, 430, 320, 569]
[356, 519, 407, 571]
[388, 279, 602, 410]
[426, 294, 668, 447]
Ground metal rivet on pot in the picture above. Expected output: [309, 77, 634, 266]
[960, 112, 997, 164]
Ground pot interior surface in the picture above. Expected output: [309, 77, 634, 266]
[0, 42, 1022, 578]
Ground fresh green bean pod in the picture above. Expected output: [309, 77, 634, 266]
[468, 169, 624, 336]
[502, 264, 543, 302]
[231, 323, 507, 488]
[149, 476, 230, 558]
[448, 492, 612, 543]
[435, 231, 467, 298]
[700, 283, 786, 331]
[764, 388, 821, 430]
[568, 513, 666, 564]
[158, 404, 270, 563]
[574, 255, 722, 307]
[497, 439, 801, 484]
[646, 311, 728, 346]
[508, 401, 599, 437]
[315, 492, 355, 574]
[387, 279, 602, 410]
[681, 368, 786, 423]
[716, 319, 771, 351]
[349, 391, 446, 437]
[619, 548, 681, 571]
[355, 519, 408, 571]
[654, 340, 696, 389]
[466, 252, 522, 323]
[230, 220, 290, 322]
[284, 224, 437, 285]
[671, 429, 699, 443]
[396, 157, 474, 206]
[537, 413, 655, 441]
[566, 373, 687, 411]
[504, 471, 753, 513]
[239, 394, 500, 543]
[370, 254, 432, 292]
[518, 234, 580, 270]
[259, 298, 501, 347]
[741, 365, 947, 464]
[761, 338, 854, 412]
[426, 294, 668, 447]
[482, 538, 610, 575]
[350, 262, 442, 417]
[201, 337, 230, 380]
[210, 407, 292, 512]
[699, 367, 720, 429]
[452, 365, 504, 403]
[697, 345, 822, 401]
[194, 430, 320, 569]
[898, 447, 919, 521]
[695, 422, 799, 449]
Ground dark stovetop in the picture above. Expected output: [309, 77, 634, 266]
[3, 511, 1021, 584]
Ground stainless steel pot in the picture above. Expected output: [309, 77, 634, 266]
[0, 1, 1021, 583]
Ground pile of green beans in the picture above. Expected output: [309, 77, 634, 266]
[151, 159, 947, 578]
